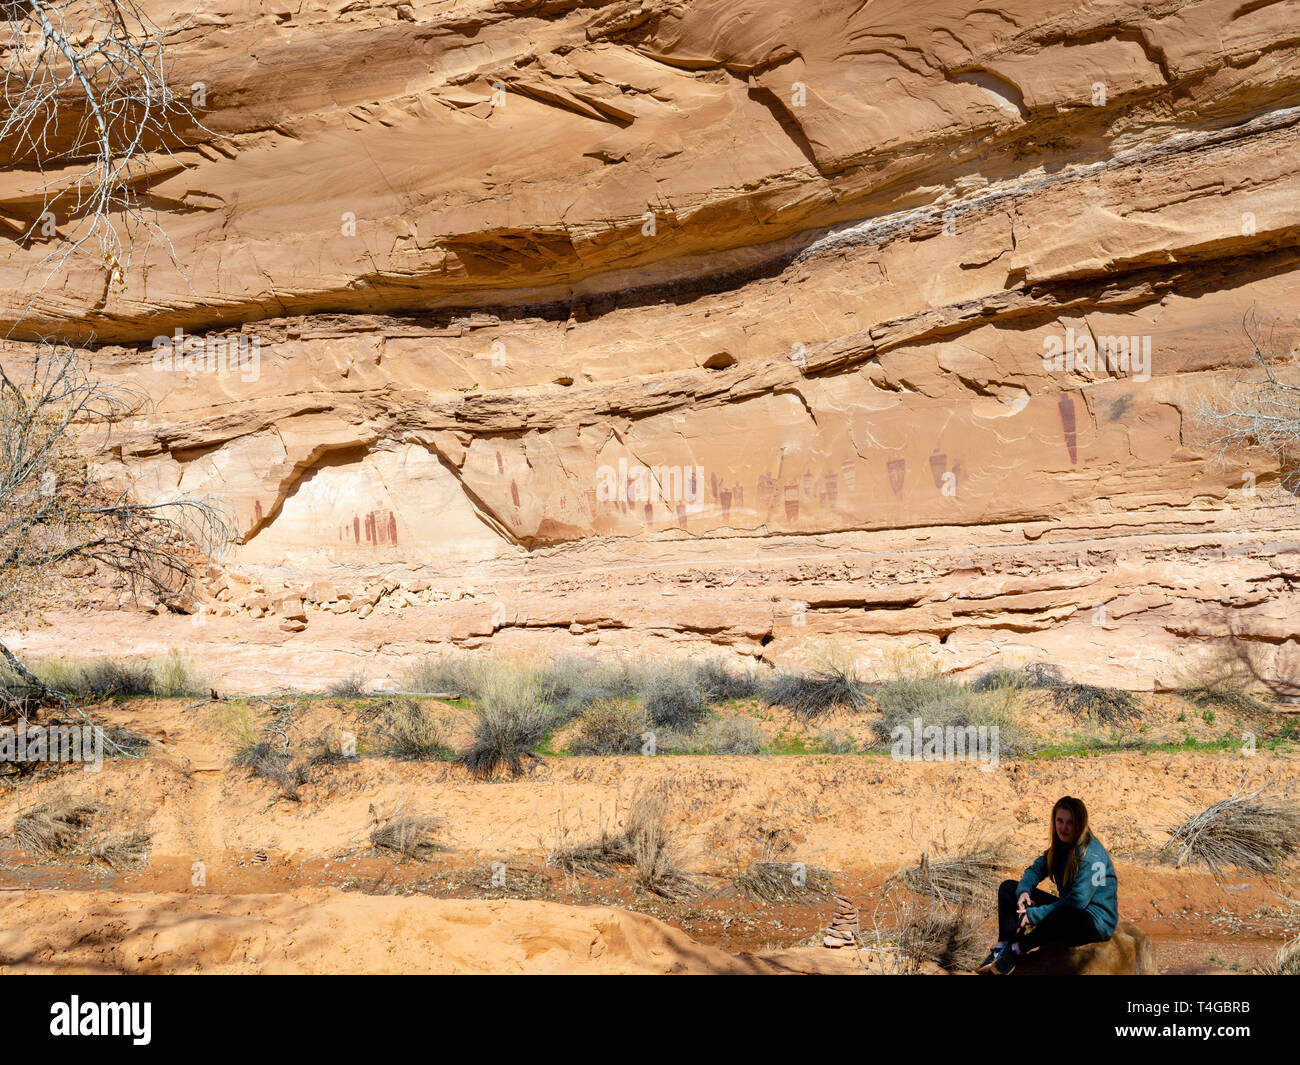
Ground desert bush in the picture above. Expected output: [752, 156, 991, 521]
[1023, 662, 1065, 688]
[1263, 935, 1300, 975]
[642, 661, 708, 732]
[459, 660, 555, 778]
[873, 670, 965, 723]
[1175, 678, 1270, 716]
[150, 650, 209, 698]
[971, 662, 1066, 691]
[625, 791, 697, 899]
[882, 688, 986, 736]
[90, 830, 152, 871]
[1046, 681, 1141, 725]
[737, 860, 832, 903]
[23, 659, 90, 698]
[401, 653, 476, 696]
[970, 667, 1026, 692]
[233, 741, 309, 801]
[62, 658, 155, 698]
[542, 655, 645, 721]
[863, 884, 984, 973]
[215, 701, 261, 749]
[0, 666, 43, 724]
[816, 729, 859, 754]
[895, 830, 1010, 907]
[550, 788, 696, 899]
[6, 798, 102, 855]
[1161, 790, 1300, 873]
[979, 662, 1139, 724]
[5, 799, 152, 870]
[326, 669, 369, 698]
[375, 699, 452, 761]
[568, 697, 647, 755]
[767, 642, 871, 720]
[897, 904, 984, 973]
[691, 658, 766, 703]
[687, 713, 764, 755]
[872, 679, 1026, 754]
[370, 811, 442, 861]
[19, 651, 207, 700]
[0, 663, 26, 694]
[765, 663, 868, 720]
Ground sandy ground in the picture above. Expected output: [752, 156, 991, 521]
[0, 888, 870, 975]
[1, 696, 1297, 974]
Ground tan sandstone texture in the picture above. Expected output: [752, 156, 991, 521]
[4, 0, 1300, 689]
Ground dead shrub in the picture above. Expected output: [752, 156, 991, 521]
[568, 697, 647, 755]
[370, 810, 443, 862]
[376, 699, 453, 761]
[90, 830, 152, 870]
[641, 662, 708, 733]
[1046, 681, 1140, 725]
[1161, 790, 1300, 874]
[550, 788, 696, 899]
[863, 884, 984, 973]
[233, 740, 309, 801]
[897, 904, 985, 972]
[737, 861, 833, 903]
[6, 798, 102, 855]
[1263, 935, 1300, 975]
[765, 661, 868, 721]
[895, 831, 1011, 908]
[691, 658, 766, 703]
[326, 670, 369, 698]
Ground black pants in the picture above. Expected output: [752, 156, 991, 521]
[997, 879, 1106, 950]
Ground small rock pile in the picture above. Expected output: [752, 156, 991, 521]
[823, 894, 860, 948]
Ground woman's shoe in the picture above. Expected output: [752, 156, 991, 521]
[991, 943, 1018, 975]
[975, 946, 1002, 974]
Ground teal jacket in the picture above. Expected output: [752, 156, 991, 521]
[1015, 836, 1118, 939]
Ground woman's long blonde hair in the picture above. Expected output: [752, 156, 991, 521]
[1045, 795, 1093, 889]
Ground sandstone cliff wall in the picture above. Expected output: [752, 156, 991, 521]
[5, 0, 1300, 690]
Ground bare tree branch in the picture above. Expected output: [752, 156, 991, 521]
[2, 0, 204, 327]
[1188, 310, 1300, 501]
[0, 339, 234, 722]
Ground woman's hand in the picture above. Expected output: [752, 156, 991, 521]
[1017, 892, 1032, 927]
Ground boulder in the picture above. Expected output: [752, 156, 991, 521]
[278, 596, 308, 621]
[308, 581, 337, 604]
[1012, 922, 1156, 975]
[450, 617, 494, 641]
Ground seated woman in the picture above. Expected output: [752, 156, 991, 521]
[978, 795, 1118, 974]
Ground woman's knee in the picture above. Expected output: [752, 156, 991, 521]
[998, 878, 1019, 898]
